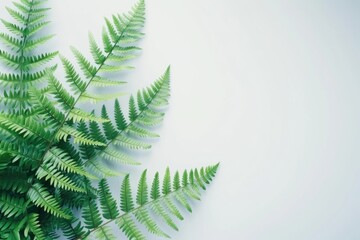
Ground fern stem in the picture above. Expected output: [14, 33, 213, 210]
[79, 184, 197, 240]
[18, 0, 35, 114]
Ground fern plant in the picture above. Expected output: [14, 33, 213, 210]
[0, 0, 219, 239]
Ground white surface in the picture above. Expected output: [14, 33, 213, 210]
[2, 0, 360, 239]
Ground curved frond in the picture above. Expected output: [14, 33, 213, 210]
[0, 1, 220, 240]
[25, 213, 46, 240]
[99, 179, 119, 220]
[79, 164, 219, 239]
[35, 164, 86, 193]
[27, 183, 71, 219]
[0, 193, 28, 218]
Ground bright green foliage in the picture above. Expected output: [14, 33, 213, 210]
[81, 67, 171, 177]
[80, 165, 219, 239]
[0, 193, 28, 218]
[137, 170, 149, 205]
[0, 0, 219, 239]
[25, 213, 46, 240]
[99, 179, 120, 219]
[27, 183, 71, 219]
[0, 0, 56, 114]
[120, 174, 135, 213]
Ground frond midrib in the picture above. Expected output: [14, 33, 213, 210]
[18, 0, 36, 114]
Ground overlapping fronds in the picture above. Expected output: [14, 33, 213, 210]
[61, 164, 219, 240]
[0, 0, 220, 239]
[83, 66, 171, 177]
[56, 0, 145, 107]
[0, 0, 56, 113]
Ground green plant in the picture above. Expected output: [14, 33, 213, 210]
[0, 0, 219, 239]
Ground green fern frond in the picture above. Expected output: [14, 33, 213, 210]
[79, 91, 126, 104]
[48, 73, 76, 110]
[0, 0, 56, 113]
[23, 34, 55, 51]
[56, 125, 106, 146]
[98, 179, 120, 220]
[27, 183, 71, 219]
[162, 167, 171, 195]
[151, 200, 178, 231]
[0, 1, 220, 239]
[90, 76, 126, 87]
[0, 67, 55, 87]
[0, 167, 30, 194]
[56, 0, 145, 110]
[99, 148, 140, 165]
[0, 33, 21, 49]
[92, 225, 116, 240]
[115, 215, 146, 240]
[151, 172, 161, 200]
[82, 199, 103, 229]
[88, 120, 107, 146]
[120, 174, 135, 213]
[77, 164, 219, 239]
[0, 215, 22, 239]
[29, 88, 66, 125]
[60, 55, 87, 94]
[0, 141, 41, 165]
[71, 47, 97, 78]
[35, 165, 86, 193]
[69, 108, 110, 123]
[81, 67, 170, 176]
[60, 218, 90, 240]
[25, 213, 46, 240]
[43, 147, 89, 177]
[113, 134, 151, 150]
[135, 207, 170, 238]
[137, 170, 148, 206]
[0, 114, 52, 141]
[84, 159, 124, 178]
[0, 193, 28, 218]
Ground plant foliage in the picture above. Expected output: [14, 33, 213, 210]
[0, 0, 219, 239]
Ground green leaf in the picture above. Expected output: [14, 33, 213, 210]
[113, 134, 151, 150]
[26, 213, 46, 240]
[44, 147, 90, 177]
[89, 32, 106, 64]
[100, 148, 140, 165]
[60, 55, 86, 93]
[114, 99, 127, 130]
[129, 95, 138, 121]
[27, 183, 70, 219]
[71, 47, 97, 78]
[35, 164, 85, 193]
[116, 215, 145, 240]
[136, 170, 148, 206]
[151, 172, 160, 200]
[162, 167, 171, 195]
[82, 199, 102, 229]
[23, 35, 55, 51]
[79, 91, 126, 104]
[120, 174, 134, 213]
[56, 125, 106, 146]
[134, 208, 169, 238]
[99, 179, 120, 220]
[0, 193, 28, 218]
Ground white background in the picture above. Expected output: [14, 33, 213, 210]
[1, 0, 360, 239]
